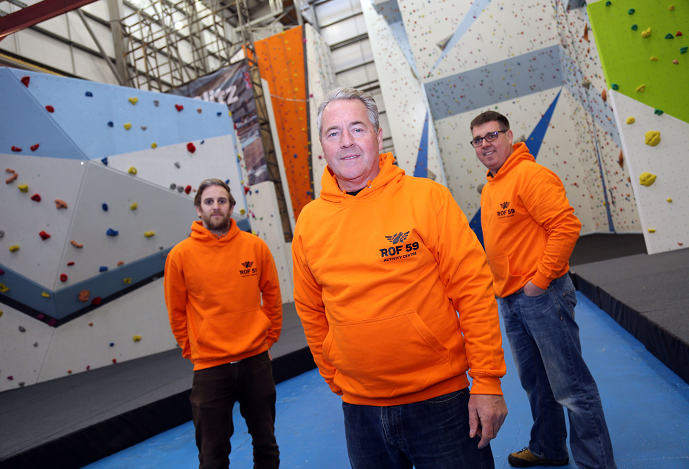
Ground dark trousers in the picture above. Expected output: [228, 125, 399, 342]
[190, 351, 279, 469]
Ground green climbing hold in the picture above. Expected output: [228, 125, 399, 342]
[654, 109, 664, 116]
[665, 33, 674, 39]
[628, 8, 634, 14]
[612, 84, 619, 90]
[605, 1, 611, 5]
[681, 47, 688, 54]
[631, 24, 638, 30]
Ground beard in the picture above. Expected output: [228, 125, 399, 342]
[202, 212, 231, 232]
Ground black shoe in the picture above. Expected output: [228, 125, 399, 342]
[508, 447, 569, 467]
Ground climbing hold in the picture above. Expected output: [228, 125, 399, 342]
[71, 240, 83, 248]
[141, 126, 147, 131]
[102, 203, 108, 211]
[124, 123, 132, 130]
[60, 273, 68, 282]
[681, 47, 688, 54]
[112, 359, 117, 364]
[67, 370, 72, 374]
[639, 172, 657, 187]
[678, 32, 683, 37]
[200, 140, 204, 145]
[645, 131, 661, 146]
[6, 173, 18, 184]
[177, 185, 184, 193]
[648, 228, 656, 233]
[170, 183, 177, 190]
[31, 144, 39, 151]
[86, 91, 93, 97]
[244, 186, 250, 194]
[667, 198, 673, 203]
[123, 278, 132, 284]
[117, 260, 124, 266]
[78, 290, 90, 302]
[21, 76, 30, 87]
[631, 24, 638, 31]
[11, 146, 22, 152]
[31, 194, 41, 202]
[175, 104, 184, 111]
[154, 100, 159, 106]
[151, 143, 157, 149]
[128, 97, 138, 105]
[130, 202, 138, 210]
[187, 142, 196, 153]
[41, 292, 50, 298]
[641, 28, 651, 38]
[601, 89, 607, 102]
[0, 283, 9, 292]
[672, 59, 679, 64]
[628, 8, 634, 14]
[654, 109, 664, 116]
[217, 112, 222, 116]
[240, 209, 246, 215]
[107, 121, 114, 127]
[18, 325, 26, 332]
[106, 228, 119, 236]
[133, 335, 142, 342]
[611, 84, 619, 90]
[605, 1, 611, 5]
[101, 157, 108, 165]
[91, 297, 102, 305]
[636, 85, 646, 92]
[9, 245, 19, 252]
[669, 5, 675, 10]
[144, 231, 155, 238]
[197, 108, 202, 113]
[45, 105, 54, 113]
[174, 162, 180, 168]
[55, 199, 68, 209]
[39, 231, 51, 240]
[19, 184, 29, 192]
[665, 33, 674, 39]
[89, 323, 93, 326]
[185, 185, 192, 194]
[128, 167, 137, 175]
[626, 117, 635, 124]
[99, 266, 108, 272]
[67, 262, 74, 266]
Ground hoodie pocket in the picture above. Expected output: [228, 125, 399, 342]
[196, 309, 271, 359]
[323, 310, 454, 399]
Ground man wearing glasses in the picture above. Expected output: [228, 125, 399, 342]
[471, 111, 616, 468]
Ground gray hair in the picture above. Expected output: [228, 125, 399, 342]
[316, 87, 379, 137]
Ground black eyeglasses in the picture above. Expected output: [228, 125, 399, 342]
[470, 130, 508, 148]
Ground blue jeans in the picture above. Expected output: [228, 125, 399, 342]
[499, 274, 616, 469]
[343, 388, 494, 469]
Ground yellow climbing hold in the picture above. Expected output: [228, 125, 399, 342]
[128, 97, 138, 105]
[639, 172, 657, 187]
[0, 311, 3, 318]
[667, 198, 673, 203]
[240, 209, 246, 215]
[130, 203, 138, 210]
[641, 28, 651, 38]
[669, 5, 674, 10]
[123, 278, 132, 284]
[636, 85, 645, 92]
[644, 131, 661, 147]
[18, 184, 28, 192]
[128, 167, 138, 175]
[650, 57, 657, 61]
[41, 292, 50, 298]
[626, 117, 635, 124]
[133, 335, 142, 342]
[151, 143, 157, 149]
[0, 284, 8, 293]
[144, 231, 155, 238]
[648, 228, 656, 233]
[9, 245, 19, 252]
[124, 122, 132, 130]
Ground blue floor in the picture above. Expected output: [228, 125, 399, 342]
[85, 293, 689, 469]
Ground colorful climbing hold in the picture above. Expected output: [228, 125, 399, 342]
[0, 284, 9, 292]
[654, 109, 664, 116]
[106, 228, 119, 236]
[197, 108, 202, 113]
[605, 1, 611, 5]
[639, 172, 657, 187]
[11, 146, 22, 152]
[31, 194, 41, 202]
[123, 123, 132, 130]
[55, 199, 68, 209]
[60, 273, 68, 282]
[645, 131, 661, 146]
[144, 231, 155, 238]
[244, 186, 250, 194]
[631, 24, 637, 31]
[85, 91, 93, 97]
[648, 228, 656, 233]
[9, 245, 19, 252]
[107, 121, 114, 127]
[187, 142, 196, 153]
[71, 240, 83, 248]
[128, 97, 138, 105]
[112, 359, 117, 364]
[175, 104, 184, 111]
[130, 202, 138, 210]
[626, 117, 635, 124]
[141, 126, 147, 131]
[41, 292, 50, 298]
[133, 335, 142, 342]
[628, 8, 634, 14]
[185, 185, 192, 194]
[21, 76, 30, 87]
[102, 203, 108, 211]
[117, 260, 124, 266]
[177, 185, 184, 193]
[6, 173, 18, 184]
[154, 100, 159, 106]
[240, 209, 246, 215]
[101, 157, 108, 165]
[91, 297, 102, 305]
[678, 32, 683, 37]
[128, 167, 137, 175]
[611, 84, 619, 90]
[39, 231, 51, 240]
[151, 143, 157, 149]
[217, 112, 222, 116]
[667, 198, 673, 203]
[99, 266, 108, 272]
[174, 162, 180, 168]
[636, 84, 645, 92]
[45, 105, 54, 113]
[78, 290, 90, 302]
[31, 144, 39, 151]
[665, 33, 674, 39]
[67, 261, 74, 266]
[681, 47, 688, 54]
[123, 278, 132, 284]
[18, 184, 28, 192]
[672, 59, 679, 64]
[669, 5, 675, 10]
[641, 28, 651, 38]
[170, 183, 177, 190]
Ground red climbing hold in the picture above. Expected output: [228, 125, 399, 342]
[11, 146, 22, 152]
[39, 231, 51, 240]
[175, 104, 184, 111]
[112, 358, 117, 364]
[45, 105, 54, 113]
[31, 194, 41, 202]
[185, 185, 192, 194]
[30, 144, 39, 151]
[21, 76, 30, 87]
[187, 142, 196, 153]
[67, 262, 75, 266]
[91, 297, 102, 305]
[60, 273, 68, 282]
[244, 186, 250, 195]
[677, 31, 683, 37]
[48, 319, 56, 326]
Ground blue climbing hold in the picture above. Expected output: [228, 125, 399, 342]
[200, 140, 205, 144]
[102, 203, 108, 212]
[294, 154, 298, 158]
[110, 343, 114, 347]
[85, 91, 93, 97]
[217, 112, 222, 116]
[99, 266, 108, 272]
[106, 228, 119, 236]
[107, 121, 114, 127]
[101, 157, 108, 165]
[225, 179, 230, 184]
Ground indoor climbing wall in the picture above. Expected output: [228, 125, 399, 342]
[588, 0, 688, 253]
[360, 0, 447, 185]
[0, 68, 248, 391]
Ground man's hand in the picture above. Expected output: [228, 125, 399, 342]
[523, 280, 547, 297]
[468, 394, 508, 449]
[268, 349, 273, 361]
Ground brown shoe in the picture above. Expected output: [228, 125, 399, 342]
[508, 447, 569, 467]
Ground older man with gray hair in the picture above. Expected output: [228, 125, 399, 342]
[292, 87, 508, 468]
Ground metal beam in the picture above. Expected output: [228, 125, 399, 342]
[0, 0, 101, 40]
[107, 0, 129, 86]
[76, 9, 125, 84]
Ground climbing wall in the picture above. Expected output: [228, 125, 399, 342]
[0, 67, 248, 391]
[361, 0, 447, 184]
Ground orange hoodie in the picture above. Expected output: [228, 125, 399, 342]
[481, 142, 581, 298]
[164, 219, 282, 371]
[292, 152, 505, 406]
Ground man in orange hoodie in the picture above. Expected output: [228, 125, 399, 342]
[293, 88, 508, 469]
[471, 111, 615, 469]
[164, 179, 282, 469]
